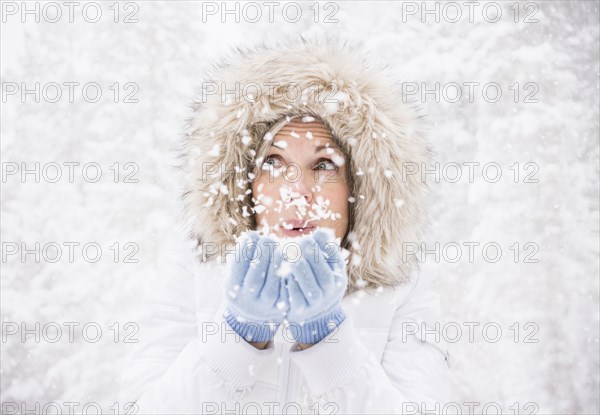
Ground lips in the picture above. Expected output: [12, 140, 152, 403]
[281, 219, 315, 236]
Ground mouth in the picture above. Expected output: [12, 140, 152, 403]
[281, 220, 316, 237]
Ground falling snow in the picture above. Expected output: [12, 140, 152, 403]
[2, 2, 597, 413]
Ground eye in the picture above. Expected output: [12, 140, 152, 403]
[314, 158, 338, 171]
[263, 154, 283, 169]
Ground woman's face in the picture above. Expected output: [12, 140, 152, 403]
[251, 119, 350, 240]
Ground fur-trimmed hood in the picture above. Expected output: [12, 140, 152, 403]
[181, 36, 432, 292]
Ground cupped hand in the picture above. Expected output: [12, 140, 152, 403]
[223, 231, 290, 342]
[284, 227, 349, 343]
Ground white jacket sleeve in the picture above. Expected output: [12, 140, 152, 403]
[118, 238, 276, 414]
[289, 270, 451, 415]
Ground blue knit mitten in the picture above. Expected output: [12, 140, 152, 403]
[285, 228, 348, 344]
[223, 231, 289, 342]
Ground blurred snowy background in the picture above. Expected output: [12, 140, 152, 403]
[1, 1, 598, 413]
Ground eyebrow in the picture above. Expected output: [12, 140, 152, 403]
[270, 143, 342, 154]
[315, 144, 342, 153]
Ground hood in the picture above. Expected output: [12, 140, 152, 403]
[181, 36, 432, 292]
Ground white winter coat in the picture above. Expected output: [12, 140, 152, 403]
[118, 234, 450, 414]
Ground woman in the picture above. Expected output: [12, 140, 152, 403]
[119, 37, 450, 414]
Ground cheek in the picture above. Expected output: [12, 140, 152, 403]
[319, 181, 350, 214]
[332, 192, 350, 217]
[318, 184, 350, 239]
[250, 177, 280, 219]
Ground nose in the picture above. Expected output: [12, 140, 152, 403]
[292, 176, 314, 204]
[281, 169, 314, 206]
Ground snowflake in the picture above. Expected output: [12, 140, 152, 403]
[274, 140, 288, 149]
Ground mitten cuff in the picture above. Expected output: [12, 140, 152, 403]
[290, 305, 346, 344]
[224, 308, 280, 343]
